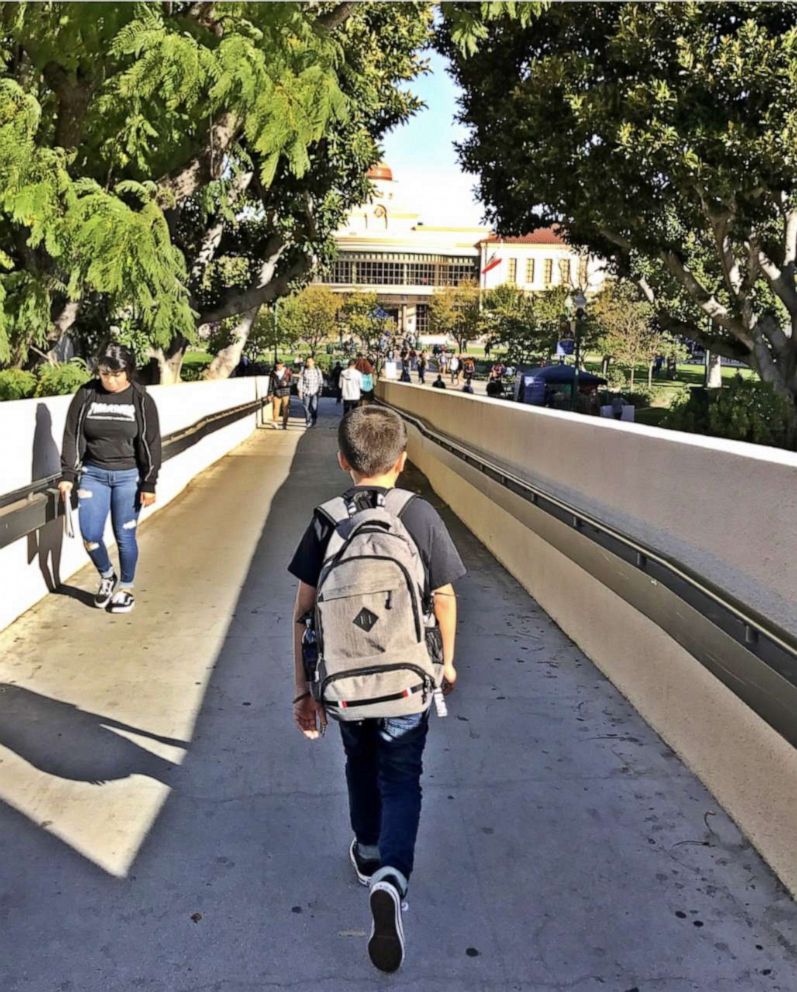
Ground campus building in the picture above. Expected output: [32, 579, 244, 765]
[316, 163, 606, 336]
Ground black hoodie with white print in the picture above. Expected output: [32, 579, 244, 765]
[60, 380, 162, 493]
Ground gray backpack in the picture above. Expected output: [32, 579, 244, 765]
[310, 489, 440, 721]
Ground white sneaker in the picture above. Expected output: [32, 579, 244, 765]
[108, 589, 135, 614]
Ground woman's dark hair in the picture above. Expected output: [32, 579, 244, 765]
[96, 344, 136, 378]
[338, 405, 407, 477]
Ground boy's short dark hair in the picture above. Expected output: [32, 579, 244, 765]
[338, 406, 407, 477]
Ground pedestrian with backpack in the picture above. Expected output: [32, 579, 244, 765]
[288, 405, 465, 973]
[339, 359, 363, 414]
[267, 360, 293, 430]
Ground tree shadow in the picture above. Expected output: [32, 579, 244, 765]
[0, 683, 187, 786]
[26, 403, 64, 593]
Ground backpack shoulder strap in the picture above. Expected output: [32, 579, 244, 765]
[383, 488, 415, 518]
[317, 496, 353, 527]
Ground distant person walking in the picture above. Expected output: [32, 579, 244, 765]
[355, 353, 375, 403]
[449, 354, 460, 384]
[417, 352, 427, 385]
[331, 362, 343, 404]
[340, 359, 363, 413]
[462, 356, 475, 386]
[298, 357, 324, 428]
[58, 345, 161, 614]
[432, 373, 446, 389]
[268, 360, 293, 430]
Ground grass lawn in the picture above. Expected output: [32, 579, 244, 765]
[184, 350, 213, 366]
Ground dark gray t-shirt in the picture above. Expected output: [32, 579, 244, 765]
[288, 486, 466, 593]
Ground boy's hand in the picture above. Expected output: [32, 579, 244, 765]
[442, 663, 457, 695]
[293, 694, 327, 739]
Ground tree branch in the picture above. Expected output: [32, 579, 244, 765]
[197, 242, 309, 324]
[659, 249, 753, 347]
[755, 247, 797, 318]
[158, 111, 240, 205]
[42, 62, 94, 150]
[188, 169, 254, 285]
[316, 3, 358, 30]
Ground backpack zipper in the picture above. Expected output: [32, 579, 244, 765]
[318, 555, 422, 641]
[321, 663, 433, 704]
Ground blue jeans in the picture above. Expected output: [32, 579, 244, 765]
[339, 711, 430, 882]
[302, 392, 319, 426]
[77, 464, 141, 585]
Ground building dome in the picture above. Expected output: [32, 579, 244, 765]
[367, 162, 393, 182]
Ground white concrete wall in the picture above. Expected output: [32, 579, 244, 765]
[378, 380, 797, 896]
[380, 381, 797, 637]
[0, 378, 268, 630]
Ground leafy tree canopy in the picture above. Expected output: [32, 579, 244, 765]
[278, 283, 340, 355]
[438, 2, 797, 411]
[0, 1, 431, 374]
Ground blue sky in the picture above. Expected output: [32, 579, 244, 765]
[381, 50, 486, 227]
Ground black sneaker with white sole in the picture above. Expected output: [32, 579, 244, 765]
[349, 839, 380, 887]
[94, 573, 117, 609]
[368, 873, 405, 973]
[108, 589, 135, 614]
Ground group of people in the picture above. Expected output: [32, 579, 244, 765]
[52, 342, 466, 975]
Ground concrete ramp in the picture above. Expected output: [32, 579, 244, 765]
[0, 401, 794, 991]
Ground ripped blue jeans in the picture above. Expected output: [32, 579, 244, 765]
[339, 711, 430, 881]
[77, 464, 141, 585]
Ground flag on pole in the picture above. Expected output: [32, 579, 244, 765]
[481, 252, 502, 275]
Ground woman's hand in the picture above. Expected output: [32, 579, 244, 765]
[293, 694, 327, 740]
[140, 491, 156, 509]
[58, 481, 73, 500]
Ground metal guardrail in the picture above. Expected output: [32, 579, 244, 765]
[0, 396, 268, 550]
[381, 400, 797, 748]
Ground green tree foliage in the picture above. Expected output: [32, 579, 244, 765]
[591, 281, 658, 386]
[664, 376, 795, 449]
[0, 2, 430, 378]
[428, 279, 481, 353]
[340, 291, 382, 351]
[278, 284, 340, 355]
[484, 283, 568, 366]
[438, 2, 797, 415]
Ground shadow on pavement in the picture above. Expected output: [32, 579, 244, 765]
[0, 683, 186, 785]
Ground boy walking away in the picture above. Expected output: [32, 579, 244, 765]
[339, 359, 362, 414]
[268, 360, 293, 429]
[298, 356, 324, 428]
[288, 406, 465, 973]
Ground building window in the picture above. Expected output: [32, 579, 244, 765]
[506, 258, 517, 284]
[578, 256, 588, 287]
[415, 304, 430, 333]
[543, 258, 553, 287]
[558, 258, 571, 285]
[525, 259, 535, 285]
[329, 259, 352, 283]
[406, 261, 436, 286]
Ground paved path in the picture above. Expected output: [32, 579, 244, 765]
[0, 400, 795, 992]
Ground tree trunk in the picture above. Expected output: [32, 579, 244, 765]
[205, 307, 259, 380]
[630, 364, 636, 387]
[705, 351, 723, 389]
[648, 364, 653, 388]
[601, 355, 610, 375]
[151, 335, 190, 384]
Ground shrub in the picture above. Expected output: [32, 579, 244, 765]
[662, 378, 795, 449]
[35, 360, 92, 397]
[624, 386, 655, 407]
[0, 369, 37, 401]
[180, 361, 210, 382]
[708, 376, 794, 448]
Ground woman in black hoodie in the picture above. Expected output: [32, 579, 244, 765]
[58, 345, 161, 613]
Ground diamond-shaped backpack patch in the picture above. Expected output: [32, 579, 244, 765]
[353, 607, 378, 632]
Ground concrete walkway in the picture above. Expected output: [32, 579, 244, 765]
[0, 399, 795, 992]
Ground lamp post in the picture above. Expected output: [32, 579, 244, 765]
[565, 290, 587, 410]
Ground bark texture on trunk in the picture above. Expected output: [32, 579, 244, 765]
[205, 307, 259, 380]
[706, 352, 723, 389]
[151, 336, 189, 384]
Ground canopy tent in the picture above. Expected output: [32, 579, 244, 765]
[514, 364, 607, 405]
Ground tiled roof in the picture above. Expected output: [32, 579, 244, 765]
[480, 228, 565, 246]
